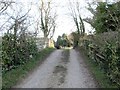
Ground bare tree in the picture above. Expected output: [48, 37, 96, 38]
[68, 0, 85, 47]
[69, 1, 85, 35]
[0, 1, 14, 15]
[83, 2, 98, 28]
[0, 1, 15, 32]
[39, 0, 57, 42]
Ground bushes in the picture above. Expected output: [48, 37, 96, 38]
[103, 43, 120, 86]
[2, 47, 55, 88]
[2, 33, 38, 72]
[82, 32, 120, 87]
[82, 1, 120, 87]
[92, 2, 120, 34]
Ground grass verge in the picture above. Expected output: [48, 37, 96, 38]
[2, 48, 55, 89]
[77, 47, 116, 88]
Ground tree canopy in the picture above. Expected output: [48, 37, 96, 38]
[84, 1, 120, 34]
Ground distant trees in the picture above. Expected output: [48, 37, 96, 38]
[62, 34, 68, 47]
[55, 36, 62, 47]
[55, 33, 71, 48]
[69, 32, 79, 48]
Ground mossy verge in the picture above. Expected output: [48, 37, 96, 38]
[2, 48, 55, 89]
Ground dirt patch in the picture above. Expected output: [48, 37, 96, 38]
[53, 65, 67, 74]
[54, 65, 67, 85]
[47, 49, 70, 88]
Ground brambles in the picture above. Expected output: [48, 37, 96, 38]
[82, 32, 120, 87]
[2, 33, 38, 72]
[81, 1, 120, 87]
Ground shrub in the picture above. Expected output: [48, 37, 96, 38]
[81, 31, 120, 87]
[2, 33, 38, 72]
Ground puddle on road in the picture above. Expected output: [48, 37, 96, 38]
[53, 65, 67, 74]
[47, 50, 69, 88]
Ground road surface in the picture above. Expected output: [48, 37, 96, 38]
[15, 49, 98, 88]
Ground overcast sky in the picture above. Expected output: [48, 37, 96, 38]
[1, 0, 117, 41]
[52, 0, 93, 41]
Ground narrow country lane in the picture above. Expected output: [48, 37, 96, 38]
[15, 49, 98, 88]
